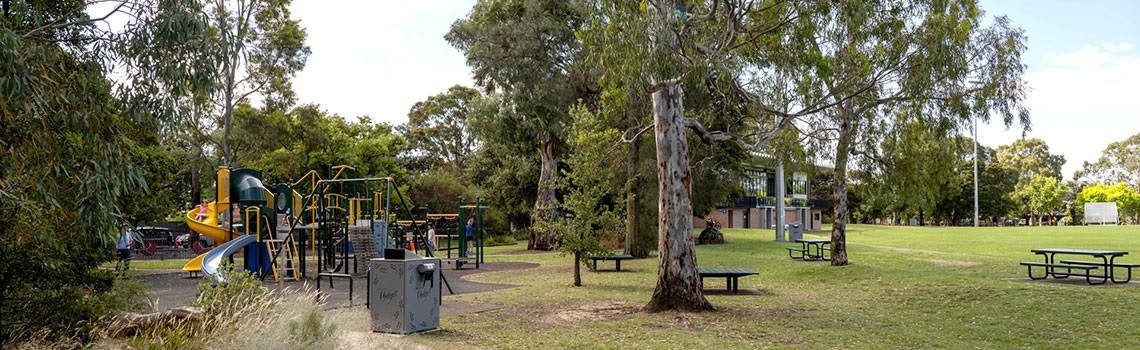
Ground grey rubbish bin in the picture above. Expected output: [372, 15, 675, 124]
[788, 223, 803, 241]
[369, 249, 440, 334]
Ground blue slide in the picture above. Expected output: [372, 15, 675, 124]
[201, 234, 258, 285]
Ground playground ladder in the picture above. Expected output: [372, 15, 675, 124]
[265, 239, 300, 281]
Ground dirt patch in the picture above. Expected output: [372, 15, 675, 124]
[537, 300, 641, 325]
[926, 259, 980, 267]
[643, 311, 703, 332]
[441, 299, 503, 318]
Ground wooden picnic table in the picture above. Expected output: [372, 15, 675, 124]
[1021, 248, 1135, 284]
[790, 239, 830, 261]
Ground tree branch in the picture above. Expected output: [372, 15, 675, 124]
[23, 0, 129, 38]
[646, 77, 683, 93]
[621, 125, 654, 144]
[681, 117, 755, 151]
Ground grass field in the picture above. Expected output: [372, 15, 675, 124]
[413, 224, 1140, 349]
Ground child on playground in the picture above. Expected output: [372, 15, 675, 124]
[194, 200, 209, 221]
[465, 216, 475, 256]
[427, 223, 437, 251]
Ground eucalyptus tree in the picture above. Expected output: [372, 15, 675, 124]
[205, 0, 310, 166]
[1, 0, 218, 341]
[866, 125, 969, 225]
[1074, 133, 1140, 187]
[764, 0, 1029, 265]
[997, 138, 1065, 219]
[402, 85, 483, 176]
[936, 144, 1018, 224]
[585, 0, 1028, 311]
[447, 0, 592, 250]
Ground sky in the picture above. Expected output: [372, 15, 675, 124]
[288, 0, 1138, 179]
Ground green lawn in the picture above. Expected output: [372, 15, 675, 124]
[414, 224, 1140, 349]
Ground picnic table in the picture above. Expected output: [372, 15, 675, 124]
[698, 268, 758, 294]
[1020, 248, 1137, 284]
[788, 239, 830, 261]
[589, 254, 634, 271]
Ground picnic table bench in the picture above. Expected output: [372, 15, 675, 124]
[698, 268, 757, 294]
[789, 239, 830, 261]
[589, 254, 634, 271]
[1020, 248, 1133, 285]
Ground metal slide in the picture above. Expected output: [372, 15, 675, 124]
[200, 234, 258, 284]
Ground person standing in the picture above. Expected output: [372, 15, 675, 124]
[426, 223, 437, 252]
[115, 226, 133, 276]
[465, 217, 475, 256]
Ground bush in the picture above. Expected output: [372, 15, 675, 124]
[486, 234, 518, 246]
[0, 262, 151, 346]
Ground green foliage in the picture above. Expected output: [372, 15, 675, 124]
[233, 103, 408, 184]
[194, 262, 271, 317]
[997, 138, 1066, 217]
[401, 85, 483, 175]
[286, 308, 338, 349]
[467, 139, 541, 235]
[448, 0, 594, 249]
[206, 0, 311, 165]
[862, 123, 968, 223]
[934, 144, 1018, 224]
[1075, 133, 1140, 186]
[1, 0, 217, 342]
[1076, 183, 1140, 224]
[1021, 174, 1067, 225]
[532, 105, 625, 286]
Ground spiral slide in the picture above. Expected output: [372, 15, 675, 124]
[182, 202, 242, 275]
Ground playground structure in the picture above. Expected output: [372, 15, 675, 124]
[402, 196, 489, 269]
[182, 165, 461, 290]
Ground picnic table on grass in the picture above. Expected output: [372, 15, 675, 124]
[788, 239, 830, 261]
[1020, 248, 1137, 284]
[698, 268, 757, 294]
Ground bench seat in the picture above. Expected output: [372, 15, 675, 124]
[698, 268, 757, 294]
[589, 255, 634, 271]
[786, 247, 807, 259]
[1059, 260, 1138, 283]
[1019, 262, 1105, 285]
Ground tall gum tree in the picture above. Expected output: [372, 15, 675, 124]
[587, 0, 820, 312]
[586, 0, 1030, 311]
[206, 0, 310, 166]
[762, 0, 1030, 265]
[447, 0, 591, 250]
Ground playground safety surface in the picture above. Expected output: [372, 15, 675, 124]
[135, 261, 539, 317]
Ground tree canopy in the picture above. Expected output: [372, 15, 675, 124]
[447, 0, 593, 250]
[1, 0, 219, 341]
[1074, 133, 1140, 187]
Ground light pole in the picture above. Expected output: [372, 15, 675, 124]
[973, 114, 979, 227]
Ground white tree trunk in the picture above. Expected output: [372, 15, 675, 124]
[645, 84, 713, 312]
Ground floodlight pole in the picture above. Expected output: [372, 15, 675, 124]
[973, 114, 979, 228]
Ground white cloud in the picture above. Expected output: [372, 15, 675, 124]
[978, 42, 1140, 179]
[289, 0, 477, 125]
